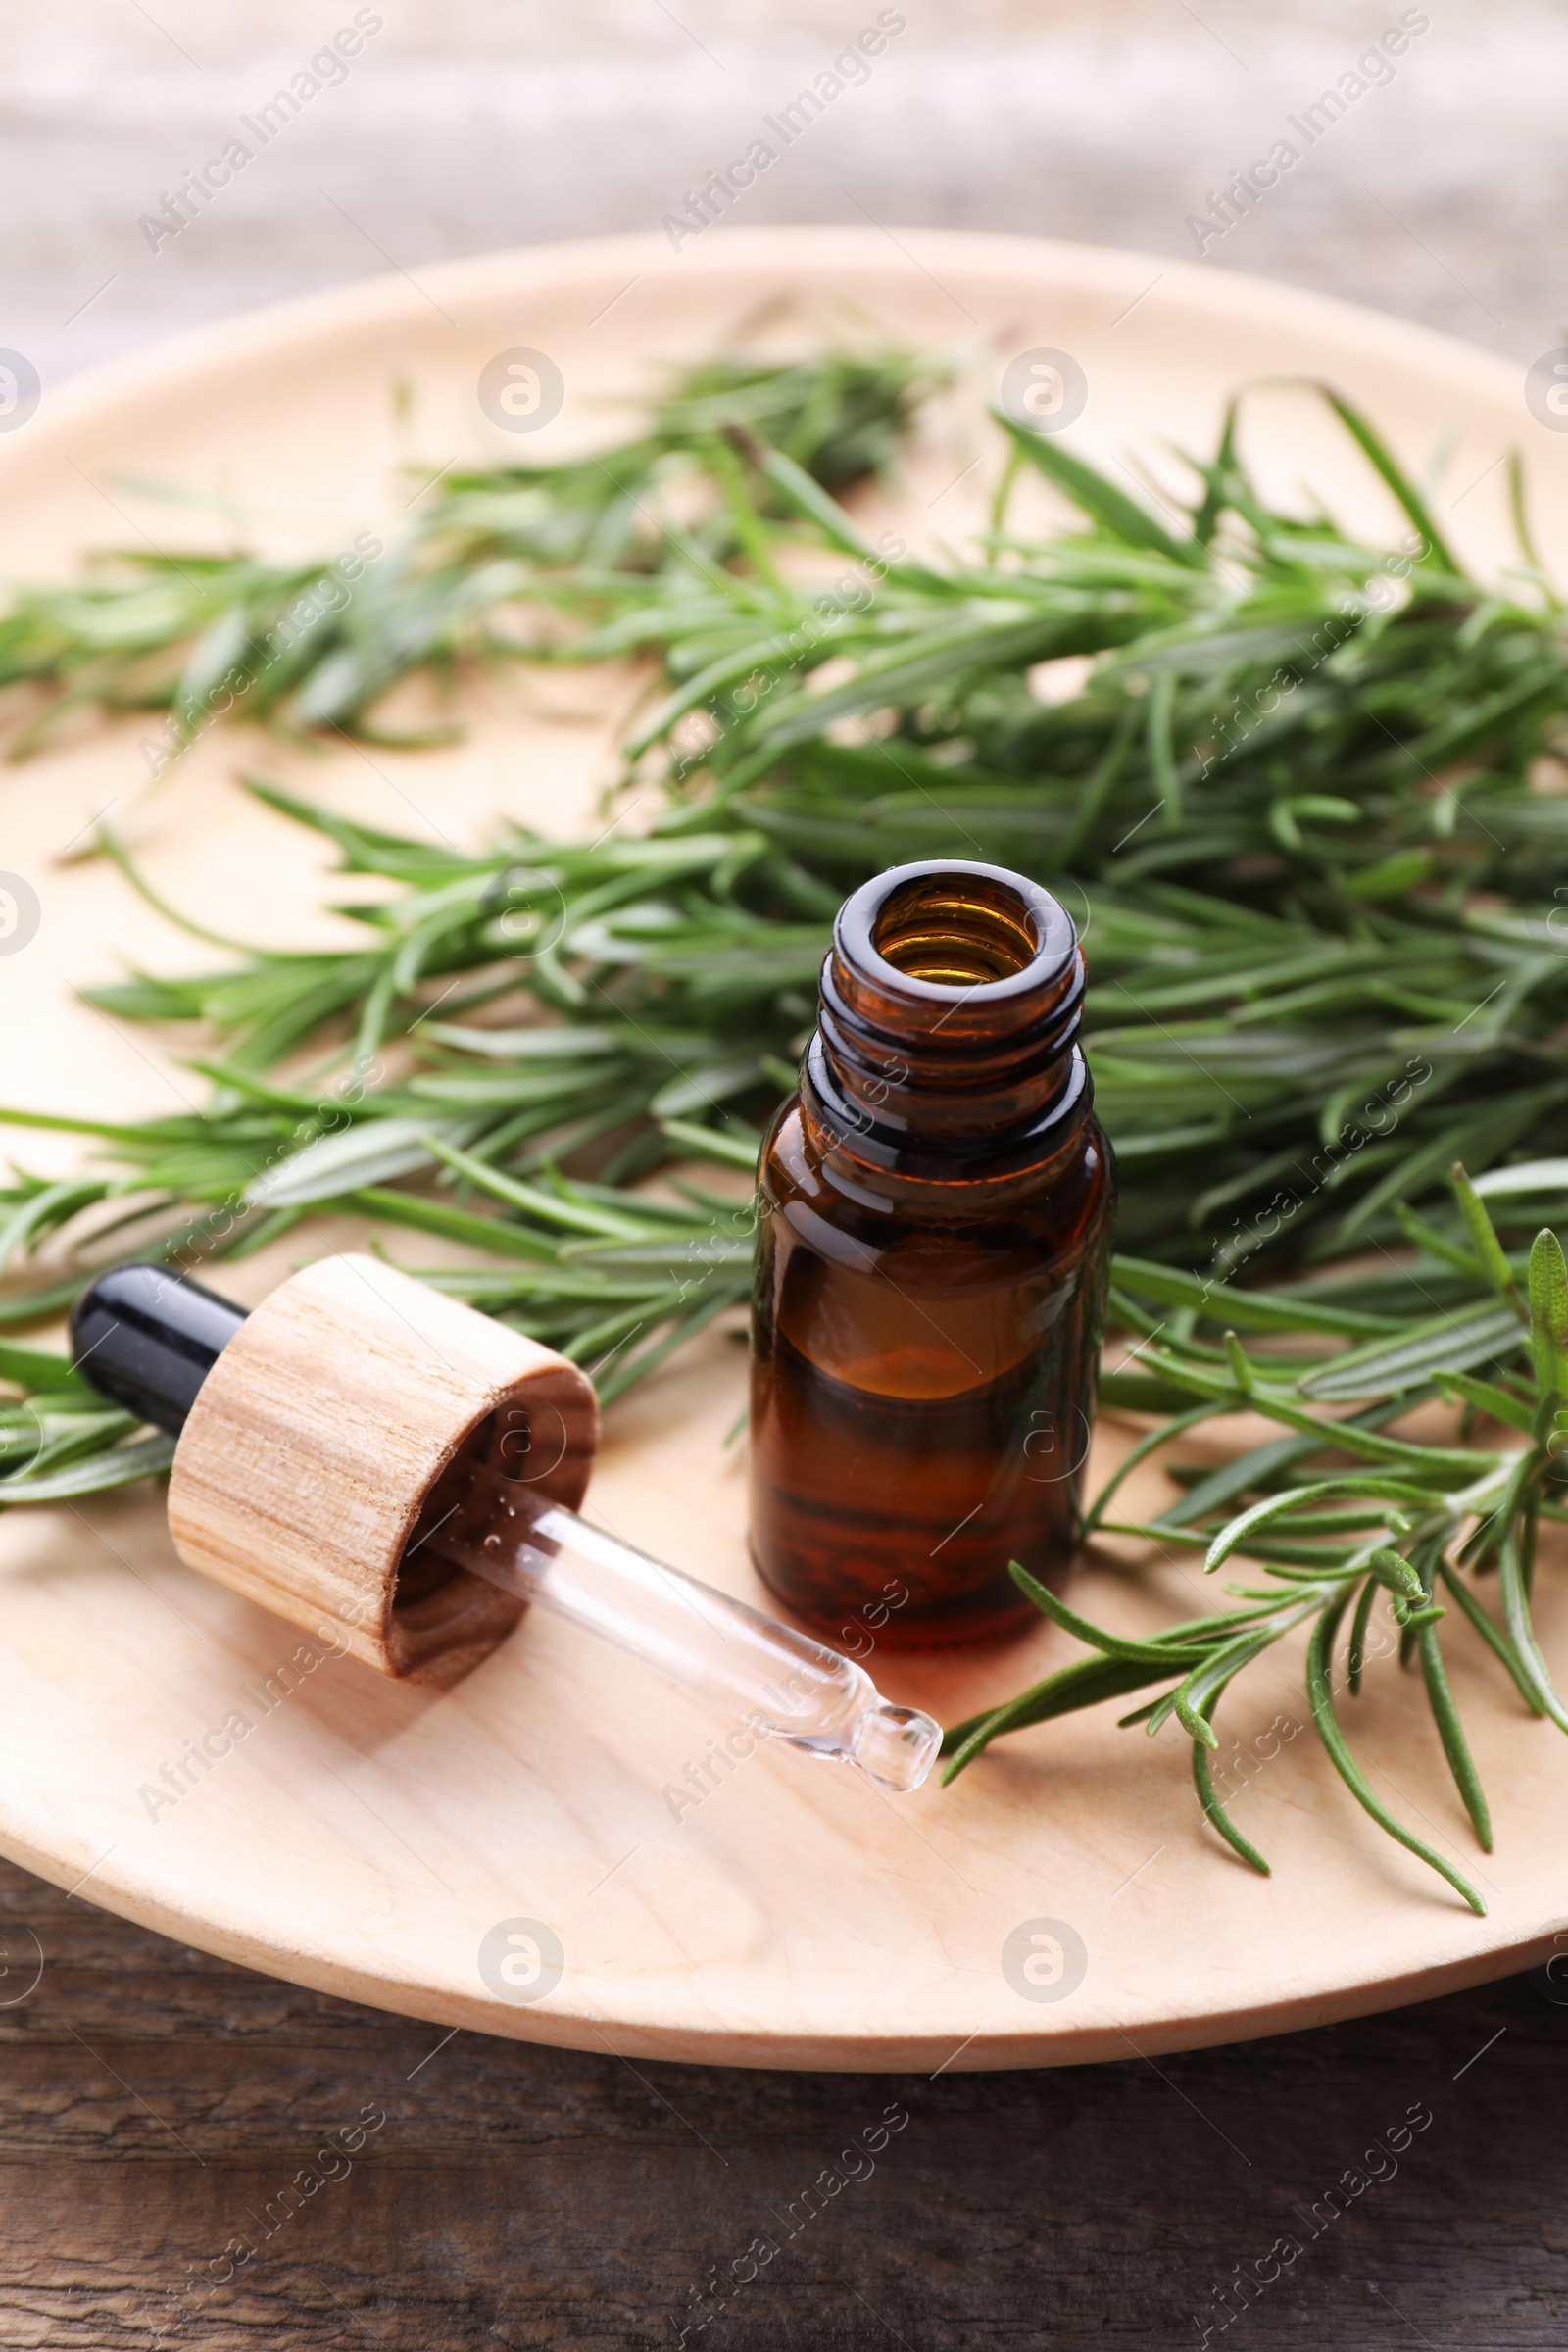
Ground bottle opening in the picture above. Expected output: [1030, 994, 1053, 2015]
[871, 870, 1040, 989]
[815, 859, 1086, 1147]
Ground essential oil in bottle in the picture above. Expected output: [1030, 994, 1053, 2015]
[749, 859, 1114, 1649]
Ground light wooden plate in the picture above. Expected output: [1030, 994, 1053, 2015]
[1, 229, 1565, 2071]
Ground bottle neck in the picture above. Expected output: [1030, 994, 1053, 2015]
[804, 860, 1090, 1175]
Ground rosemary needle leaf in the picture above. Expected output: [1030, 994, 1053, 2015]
[1435, 1561, 1545, 1713]
[1451, 1162, 1520, 1301]
[1306, 1601, 1487, 1914]
[1006, 1558, 1212, 1665]
[1347, 1574, 1379, 1697]
[1192, 1694, 1272, 1876]
[1431, 1370, 1537, 1435]
[1204, 1479, 1441, 1573]
[1496, 1530, 1568, 1735]
[1527, 1226, 1568, 1405]
[939, 1653, 1184, 1779]
[1416, 1617, 1494, 1851]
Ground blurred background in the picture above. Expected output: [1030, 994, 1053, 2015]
[8, 0, 1558, 385]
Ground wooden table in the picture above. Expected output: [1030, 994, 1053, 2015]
[0, 1852, 1556, 2348]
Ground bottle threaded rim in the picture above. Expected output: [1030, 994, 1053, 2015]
[833, 859, 1079, 1039]
[816, 859, 1086, 1148]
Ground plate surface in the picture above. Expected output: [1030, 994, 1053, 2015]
[1, 227, 1565, 2071]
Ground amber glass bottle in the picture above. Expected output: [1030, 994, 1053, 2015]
[749, 859, 1114, 1649]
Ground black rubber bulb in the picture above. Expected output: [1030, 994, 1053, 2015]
[69, 1264, 249, 1437]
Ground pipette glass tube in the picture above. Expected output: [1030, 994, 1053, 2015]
[411, 1451, 942, 1793]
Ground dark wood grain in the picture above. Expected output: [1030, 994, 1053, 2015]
[0, 1859, 1558, 2350]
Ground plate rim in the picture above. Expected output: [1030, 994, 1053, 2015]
[13, 223, 1526, 461]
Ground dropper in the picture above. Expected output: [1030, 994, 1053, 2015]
[71, 1262, 943, 1796]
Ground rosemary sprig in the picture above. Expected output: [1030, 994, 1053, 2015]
[0, 351, 943, 760]
[0, 1126, 757, 1411]
[942, 1162, 1568, 1913]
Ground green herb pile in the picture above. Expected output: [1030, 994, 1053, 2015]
[4, 346, 1568, 1903]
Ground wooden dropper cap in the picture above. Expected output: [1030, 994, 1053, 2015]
[73, 1255, 599, 1687]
